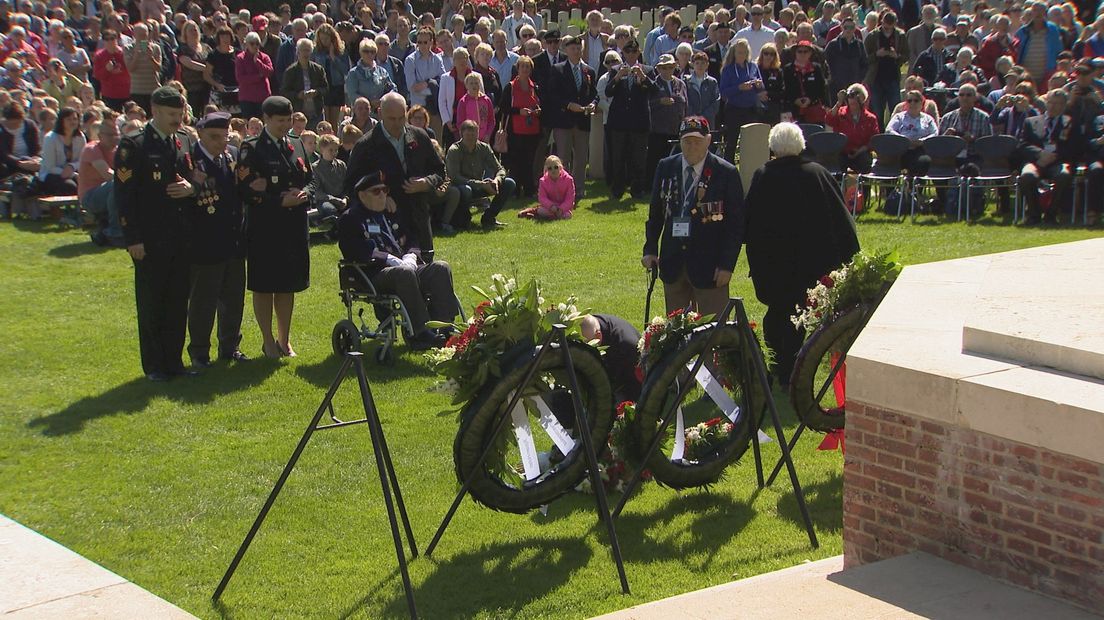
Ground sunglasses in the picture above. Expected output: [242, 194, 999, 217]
[907, 97, 921, 103]
[796, 49, 811, 54]
[762, 51, 777, 56]
[369, 186, 389, 195]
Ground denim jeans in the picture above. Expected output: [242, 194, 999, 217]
[82, 180, 121, 240]
[457, 177, 516, 225]
[867, 79, 900, 130]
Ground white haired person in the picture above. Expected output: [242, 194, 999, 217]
[743, 122, 859, 386]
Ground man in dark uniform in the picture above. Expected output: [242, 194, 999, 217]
[642, 116, 745, 318]
[1017, 89, 1084, 225]
[237, 96, 313, 359]
[703, 21, 732, 80]
[345, 91, 444, 259]
[531, 29, 566, 91]
[187, 111, 249, 367]
[115, 85, 198, 381]
[337, 172, 459, 350]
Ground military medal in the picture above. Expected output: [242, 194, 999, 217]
[207, 205, 216, 214]
[153, 171, 162, 181]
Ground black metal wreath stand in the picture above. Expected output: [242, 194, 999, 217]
[212, 352, 420, 619]
[611, 298, 819, 550]
[424, 324, 630, 595]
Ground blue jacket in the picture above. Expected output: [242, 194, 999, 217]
[719, 61, 763, 109]
[685, 74, 720, 127]
[344, 61, 395, 108]
[1015, 22, 1063, 76]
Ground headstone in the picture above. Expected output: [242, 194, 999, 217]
[640, 12, 654, 35]
[627, 7, 641, 25]
[570, 8, 581, 21]
[737, 123, 770, 191]
[566, 24, 580, 36]
[558, 11, 569, 29]
[679, 6, 696, 28]
[589, 114, 605, 179]
[601, 8, 611, 18]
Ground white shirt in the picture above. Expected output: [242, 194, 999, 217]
[734, 24, 776, 59]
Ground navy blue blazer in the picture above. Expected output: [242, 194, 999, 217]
[644, 150, 745, 289]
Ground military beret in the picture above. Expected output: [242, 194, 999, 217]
[261, 95, 294, 117]
[150, 86, 185, 109]
[354, 171, 387, 193]
[196, 111, 231, 130]
[543, 29, 561, 41]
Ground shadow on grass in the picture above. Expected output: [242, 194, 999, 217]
[586, 196, 639, 214]
[47, 239, 116, 259]
[366, 536, 592, 619]
[294, 352, 433, 389]
[26, 360, 281, 436]
[11, 218, 72, 234]
[775, 471, 843, 534]
[534, 490, 753, 569]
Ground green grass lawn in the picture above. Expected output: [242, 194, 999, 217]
[1, 189, 1100, 619]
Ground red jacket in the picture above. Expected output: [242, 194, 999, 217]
[92, 48, 131, 100]
[976, 33, 1019, 80]
[826, 104, 880, 156]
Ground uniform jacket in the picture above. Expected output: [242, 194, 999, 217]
[544, 60, 598, 131]
[115, 123, 196, 253]
[237, 130, 313, 210]
[337, 203, 410, 275]
[188, 142, 243, 264]
[644, 151, 745, 289]
[604, 64, 654, 132]
[531, 49, 566, 91]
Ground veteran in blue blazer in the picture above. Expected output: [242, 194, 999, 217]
[642, 116, 745, 318]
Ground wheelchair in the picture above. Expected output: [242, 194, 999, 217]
[332, 259, 467, 364]
[332, 260, 415, 364]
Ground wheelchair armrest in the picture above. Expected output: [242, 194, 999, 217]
[338, 260, 379, 295]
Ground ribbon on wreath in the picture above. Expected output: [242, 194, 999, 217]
[817, 352, 847, 453]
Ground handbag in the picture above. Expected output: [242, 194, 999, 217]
[493, 128, 508, 153]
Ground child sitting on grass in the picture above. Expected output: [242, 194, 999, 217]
[519, 155, 575, 220]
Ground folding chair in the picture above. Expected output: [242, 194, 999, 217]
[806, 131, 848, 178]
[915, 135, 967, 220]
[965, 135, 1018, 221]
[858, 133, 911, 215]
[798, 123, 825, 141]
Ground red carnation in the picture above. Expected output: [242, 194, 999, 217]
[703, 417, 723, 427]
[820, 275, 834, 288]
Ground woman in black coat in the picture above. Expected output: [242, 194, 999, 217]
[744, 122, 860, 385]
[782, 40, 830, 124]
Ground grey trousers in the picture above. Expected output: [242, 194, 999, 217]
[552, 127, 589, 197]
[372, 260, 459, 336]
[187, 258, 246, 362]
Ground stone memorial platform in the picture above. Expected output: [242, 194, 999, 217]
[845, 238, 1104, 614]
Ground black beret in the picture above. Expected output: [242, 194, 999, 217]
[150, 86, 185, 109]
[261, 96, 294, 117]
[196, 111, 231, 130]
[354, 171, 387, 193]
[543, 29, 561, 41]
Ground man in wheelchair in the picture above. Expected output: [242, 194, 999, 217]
[337, 171, 461, 350]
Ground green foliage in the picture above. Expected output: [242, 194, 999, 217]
[792, 249, 904, 335]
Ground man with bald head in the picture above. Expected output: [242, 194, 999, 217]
[345, 92, 445, 256]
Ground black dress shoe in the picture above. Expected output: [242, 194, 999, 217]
[220, 350, 251, 362]
[481, 218, 506, 230]
[146, 372, 171, 382]
[407, 330, 445, 351]
[191, 358, 214, 368]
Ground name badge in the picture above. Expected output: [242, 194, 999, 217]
[367, 224, 382, 234]
[271, 175, 280, 184]
[671, 216, 691, 238]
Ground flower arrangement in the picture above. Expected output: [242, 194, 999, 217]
[792, 250, 903, 336]
[638, 308, 712, 373]
[579, 400, 652, 494]
[683, 417, 735, 461]
[426, 273, 587, 406]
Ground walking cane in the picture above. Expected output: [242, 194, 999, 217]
[643, 265, 658, 327]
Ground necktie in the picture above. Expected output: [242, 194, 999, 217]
[684, 164, 695, 212]
[574, 64, 582, 90]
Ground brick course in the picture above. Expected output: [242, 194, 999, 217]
[843, 402, 1104, 613]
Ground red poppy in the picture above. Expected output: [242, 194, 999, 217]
[819, 275, 835, 288]
[703, 417, 723, 427]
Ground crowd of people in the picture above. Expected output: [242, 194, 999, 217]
[0, 0, 1099, 381]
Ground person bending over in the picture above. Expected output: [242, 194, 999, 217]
[337, 171, 460, 351]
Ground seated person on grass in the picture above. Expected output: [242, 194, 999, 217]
[337, 171, 460, 351]
[444, 119, 515, 233]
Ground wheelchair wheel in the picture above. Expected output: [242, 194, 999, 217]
[331, 319, 361, 356]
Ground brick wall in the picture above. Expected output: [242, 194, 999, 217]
[842, 402, 1104, 613]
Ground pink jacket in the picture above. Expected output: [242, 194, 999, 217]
[538, 171, 575, 216]
[234, 50, 273, 103]
[455, 93, 495, 142]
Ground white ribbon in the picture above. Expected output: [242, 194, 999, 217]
[507, 391, 579, 481]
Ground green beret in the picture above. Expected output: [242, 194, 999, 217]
[150, 86, 185, 109]
[261, 96, 294, 117]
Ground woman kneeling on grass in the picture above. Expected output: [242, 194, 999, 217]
[518, 155, 574, 220]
